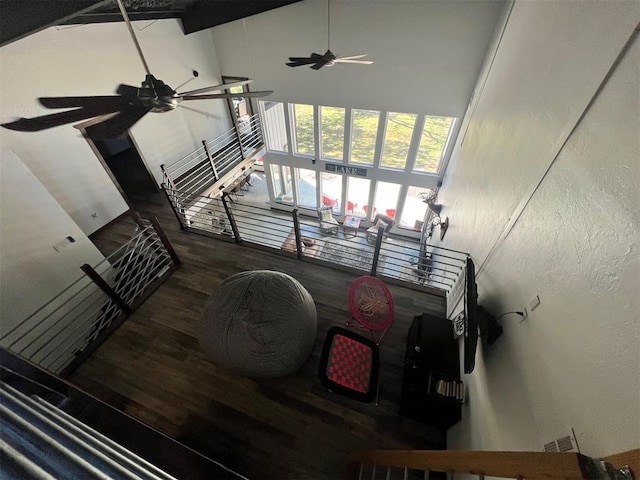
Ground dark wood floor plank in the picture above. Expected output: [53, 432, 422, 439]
[70, 192, 449, 479]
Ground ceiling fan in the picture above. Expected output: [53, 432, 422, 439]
[286, 0, 373, 70]
[1, 0, 273, 139]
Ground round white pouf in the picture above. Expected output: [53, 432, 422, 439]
[199, 270, 317, 378]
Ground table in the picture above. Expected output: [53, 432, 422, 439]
[342, 215, 361, 238]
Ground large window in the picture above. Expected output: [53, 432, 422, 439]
[346, 177, 371, 218]
[372, 181, 401, 221]
[320, 172, 342, 215]
[400, 186, 432, 230]
[414, 116, 455, 173]
[261, 101, 288, 152]
[380, 112, 418, 170]
[296, 168, 317, 209]
[320, 106, 345, 160]
[291, 104, 314, 156]
[350, 109, 379, 165]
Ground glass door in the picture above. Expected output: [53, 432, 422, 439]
[320, 172, 342, 215]
[271, 164, 294, 205]
[295, 168, 317, 209]
[346, 177, 371, 218]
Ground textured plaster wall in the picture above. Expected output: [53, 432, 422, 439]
[0, 19, 230, 233]
[440, 1, 640, 459]
[211, 0, 504, 116]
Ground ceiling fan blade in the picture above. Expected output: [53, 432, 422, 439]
[180, 90, 273, 100]
[310, 63, 326, 70]
[39, 96, 131, 109]
[116, 84, 139, 96]
[87, 104, 151, 139]
[178, 79, 253, 96]
[1, 104, 131, 132]
[177, 104, 225, 120]
[287, 58, 318, 65]
[335, 54, 369, 60]
[334, 59, 374, 64]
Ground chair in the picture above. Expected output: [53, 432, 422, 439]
[366, 213, 394, 244]
[385, 208, 396, 220]
[317, 206, 339, 235]
[322, 195, 337, 207]
[347, 200, 356, 213]
[318, 327, 379, 403]
[347, 276, 395, 344]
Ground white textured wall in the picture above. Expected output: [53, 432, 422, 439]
[439, 1, 640, 459]
[211, 0, 504, 116]
[0, 19, 231, 233]
[0, 149, 106, 330]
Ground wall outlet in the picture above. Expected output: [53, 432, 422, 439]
[53, 236, 75, 252]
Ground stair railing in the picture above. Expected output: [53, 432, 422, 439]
[0, 215, 179, 376]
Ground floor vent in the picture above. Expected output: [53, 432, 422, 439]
[542, 428, 579, 453]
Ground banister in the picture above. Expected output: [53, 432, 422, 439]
[346, 449, 606, 480]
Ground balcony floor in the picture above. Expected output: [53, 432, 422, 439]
[70, 192, 448, 480]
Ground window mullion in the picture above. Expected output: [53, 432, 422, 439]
[394, 184, 410, 229]
[313, 105, 320, 163]
[405, 114, 425, 173]
[284, 103, 295, 155]
[372, 111, 387, 170]
[343, 108, 352, 164]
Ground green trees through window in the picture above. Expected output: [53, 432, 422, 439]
[320, 106, 345, 160]
[265, 102, 455, 174]
[350, 109, 379, 165]
[381, 112, 418, 169]
[415, 116, 454, 172]
[292, 104, 314, 156]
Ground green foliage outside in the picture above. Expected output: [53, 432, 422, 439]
[351, 110, 379, 165]
[294, 104, 314, 156]
[292, 104, 453, 172]
[381, 112, 418, 169]
[321, 107, 345, 160]
[415, 116, 454, 172]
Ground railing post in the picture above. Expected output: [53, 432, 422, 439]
[160, 164, 179, 192]
[221, 194, 241, 243]
[80, 264, 132, 314]
[292, 208, 303, 260]
[202, 140, 219, 180]
[370, 227, 385, 276]
[148, 216, 182, 266]
[161, 186, 187, 230]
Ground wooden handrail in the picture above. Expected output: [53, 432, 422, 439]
[346, 449, 601, 480]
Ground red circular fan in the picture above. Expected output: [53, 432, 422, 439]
[348, 276, 395, 343]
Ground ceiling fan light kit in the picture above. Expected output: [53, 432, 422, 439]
[1, 0, 273, 139]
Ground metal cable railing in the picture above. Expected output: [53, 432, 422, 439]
[0, 217, 180, 375]
[162, 114, 265, 201]
[162, 182, 467, 297]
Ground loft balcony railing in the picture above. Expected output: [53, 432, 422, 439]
[161, 113, 265, 209]
[0, 215, 180, 376]
[162, 186, 468, 302]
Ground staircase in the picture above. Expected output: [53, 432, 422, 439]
[0, 349, 247, 480]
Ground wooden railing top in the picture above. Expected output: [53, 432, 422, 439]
[347, 449, 622, 479]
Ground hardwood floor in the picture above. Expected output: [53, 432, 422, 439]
[74, 192, 449, 480]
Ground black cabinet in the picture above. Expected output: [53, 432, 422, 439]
[399, 313, 462, 430]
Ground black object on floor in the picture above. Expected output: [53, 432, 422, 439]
[399, 313, 462, 430]
[318, 327, 379, 403]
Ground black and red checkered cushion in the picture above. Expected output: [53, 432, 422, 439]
[319, 327, 379, 403]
